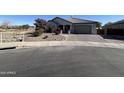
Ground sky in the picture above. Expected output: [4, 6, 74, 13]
[0, 15, 124, 26]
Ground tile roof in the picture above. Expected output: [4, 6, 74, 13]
[67, 18, 98, 23]
[112, 20, 124, 24]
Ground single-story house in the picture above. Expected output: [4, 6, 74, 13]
[103, 20, 124, 35]
[46, 17, 98, 34]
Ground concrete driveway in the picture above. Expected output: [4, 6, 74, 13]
[0, 46, 124, 77]
[67, 35, 105, 42]
[66, 34, 124, 43]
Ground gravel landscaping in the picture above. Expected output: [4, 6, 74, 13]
[1, 31, 124, 43]
[0, 32, 66, 42]
[24, 33, 66, 41]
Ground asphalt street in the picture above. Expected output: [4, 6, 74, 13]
[0, 46, 124, 77]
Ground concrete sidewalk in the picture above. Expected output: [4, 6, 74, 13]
[1, 41, 124, 49]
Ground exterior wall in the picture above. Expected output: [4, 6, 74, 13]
[46, 21, 57, 32]
[53, 18, 73, 33]
[71, 24, 75, 33]
[103, 23, 124, 35]
[107, 23, 124, 29]
[92, 24, 97, 34]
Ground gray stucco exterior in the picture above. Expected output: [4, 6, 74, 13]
[103, 20, 124, 35]
[46, 17, 97, 34]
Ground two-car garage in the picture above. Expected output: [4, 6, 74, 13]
[73, 24, 93, 34]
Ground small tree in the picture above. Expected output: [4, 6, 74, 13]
[1, 21, 11, 31]
[21, 24, 30, 29]
[104, 22, 112, 26]
[96, 22, 102, 29]
[34, 18, 47, 36]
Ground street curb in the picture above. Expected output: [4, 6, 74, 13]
[0, 46, 16, 50]
[1, 41, 124, 50]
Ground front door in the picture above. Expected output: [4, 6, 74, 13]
[64, 25, 70, 33]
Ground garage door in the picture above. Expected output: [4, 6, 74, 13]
[74, 24, 92, 34]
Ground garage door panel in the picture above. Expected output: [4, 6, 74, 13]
[74, 24, 92, 34]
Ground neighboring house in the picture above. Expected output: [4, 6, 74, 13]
[46, 17, 98, 34]
[103, 20, 124, 35]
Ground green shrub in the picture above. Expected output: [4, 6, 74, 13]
[34, 28, 44, 36]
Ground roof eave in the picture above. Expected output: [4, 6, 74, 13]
[52, 17, 73, 23]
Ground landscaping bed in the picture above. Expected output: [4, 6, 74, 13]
[24, 33, 66, 41]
